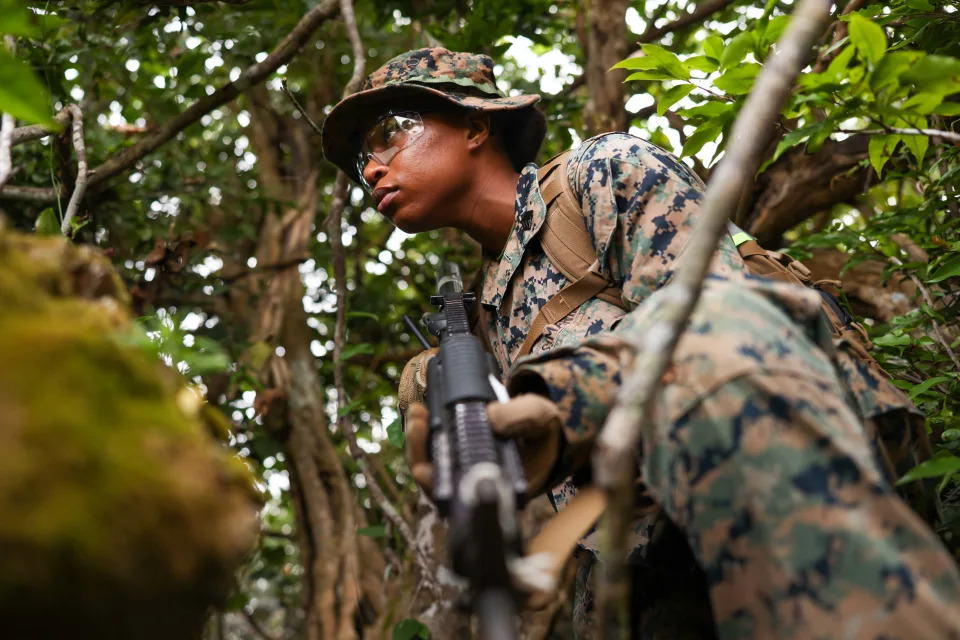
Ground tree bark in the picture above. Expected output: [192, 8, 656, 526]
[740, 135, 869, 246]
[580, 0, 631, 136]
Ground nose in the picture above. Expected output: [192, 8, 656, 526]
[362, 157, 388, 189]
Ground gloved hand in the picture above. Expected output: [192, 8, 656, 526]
[397, 348, 437, 414]
[404, 394, 565, 498]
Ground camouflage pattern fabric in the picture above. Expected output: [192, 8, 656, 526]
[475, 131, 960, 636]
[478, 132, 744, 370]
[478, 132, 744, 555]
[508, 277, 960, 638]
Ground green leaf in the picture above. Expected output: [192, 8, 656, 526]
[680, 119, 722, 159]
[897, 456, 960, 485]
[770, 123, 822, 165]
[806, 111, 844, 153]
[759, 15, 791, 50]
[714, 64, 761, 95]
[679, 101, 732, 119]
[901, 93, 942, 114]
[683, 55, 719, 74]
[943, 430, 960, 443]
[34, 208, 60, 236]
[867, 134, 900, 177]
[848, 14, 887, 66]
[907, 376, 951, 400]
[0, 0, 39, 37]
[0, 48, 55, 126]
[905, 0, 934, 11]
[624, 70, 677, 82]
[393, 619, 430, 640]
[901, 55, 960, 87]
[386, 417, 403, 449]
[825, 44, 856, 78]
[639, 44, 688, 79]
[357, 525, 387, 538]
[703, 35, 724, 63]
[898, 115, 928, 165]
[927, 254, 960, 283]
[934, 102, 960, 116]
[657, 84, 694, 116]
[611, 56, 660, 72]
[720, 31, 754, 69]
[870, 50, 923, 92]
[337, 342, 375, 362]
[872, 331, 911, 347]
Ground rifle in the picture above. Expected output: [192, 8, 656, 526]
[404, 261, 527, 640]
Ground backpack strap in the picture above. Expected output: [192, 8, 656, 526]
[518, 151, 627, 359]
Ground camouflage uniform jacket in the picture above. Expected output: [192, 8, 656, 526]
[508, 275, 960, 638]
[476, 132, 960, 637]
[476, 131, 744, 549]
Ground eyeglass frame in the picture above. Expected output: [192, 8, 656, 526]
[354, 111, 426, 193]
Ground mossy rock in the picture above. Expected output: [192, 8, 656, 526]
[0, 230, 260, 639]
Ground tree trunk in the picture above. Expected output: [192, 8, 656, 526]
[579, 0, 631, 136]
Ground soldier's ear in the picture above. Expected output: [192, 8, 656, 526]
[464, 112, 491, 150]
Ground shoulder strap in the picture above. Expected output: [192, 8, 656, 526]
[537, 151, 625, 310]
[518, 151, 627, 359]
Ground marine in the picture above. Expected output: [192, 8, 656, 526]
[321, 47, 960, 638]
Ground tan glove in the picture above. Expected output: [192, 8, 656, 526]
[397, 348, 437, 414]
[404, 394, 564, 498]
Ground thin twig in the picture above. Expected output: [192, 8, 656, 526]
[635, 0, 738, 46]
[889, 256, 960, 373]
[242, 610, 280, 640]
[592, 0, 831, 636]
[280, 78, 323, 136]
[60, 105, 88, 236]
[837, 127, 960, 144]
[0, 113, 13, 192]
[0, 37, 16, 192]
[0, 0, 341, 201]
[325, 0, 438, 593]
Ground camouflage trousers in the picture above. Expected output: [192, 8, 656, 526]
[572, 371, 960, 639]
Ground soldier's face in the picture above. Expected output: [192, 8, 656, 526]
[359, 110, 475, 233]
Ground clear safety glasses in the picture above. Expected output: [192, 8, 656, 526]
[355, 112, 425, 193]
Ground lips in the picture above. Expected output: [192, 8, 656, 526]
[373, 187, 398, 214]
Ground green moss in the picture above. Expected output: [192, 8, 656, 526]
[0, 230, 260, 639]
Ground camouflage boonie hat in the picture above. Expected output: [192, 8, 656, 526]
[321, 47, 546, 184]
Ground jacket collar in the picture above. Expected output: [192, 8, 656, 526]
[480, 163, 549, 309]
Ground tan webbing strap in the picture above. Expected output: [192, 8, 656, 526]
[524, 486, 608, 609]
[538, 153, 626, 310]
[736, 238, 768, 259]
[517, 268, 611, 358]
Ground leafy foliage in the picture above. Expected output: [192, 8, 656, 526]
[618, 0, 960, 531]
[1, 0, 958, 637]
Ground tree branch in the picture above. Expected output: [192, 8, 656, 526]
[839, 127, 960, 144]
[60, 105, 88, 235]
[0, 112, 13, 193]
[0, 0, 340, 201]
[635, 0, 738, 46]
[0, 36, 16, 192]
[11, 109, 72, 148]
[592, 0, 831, 634]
